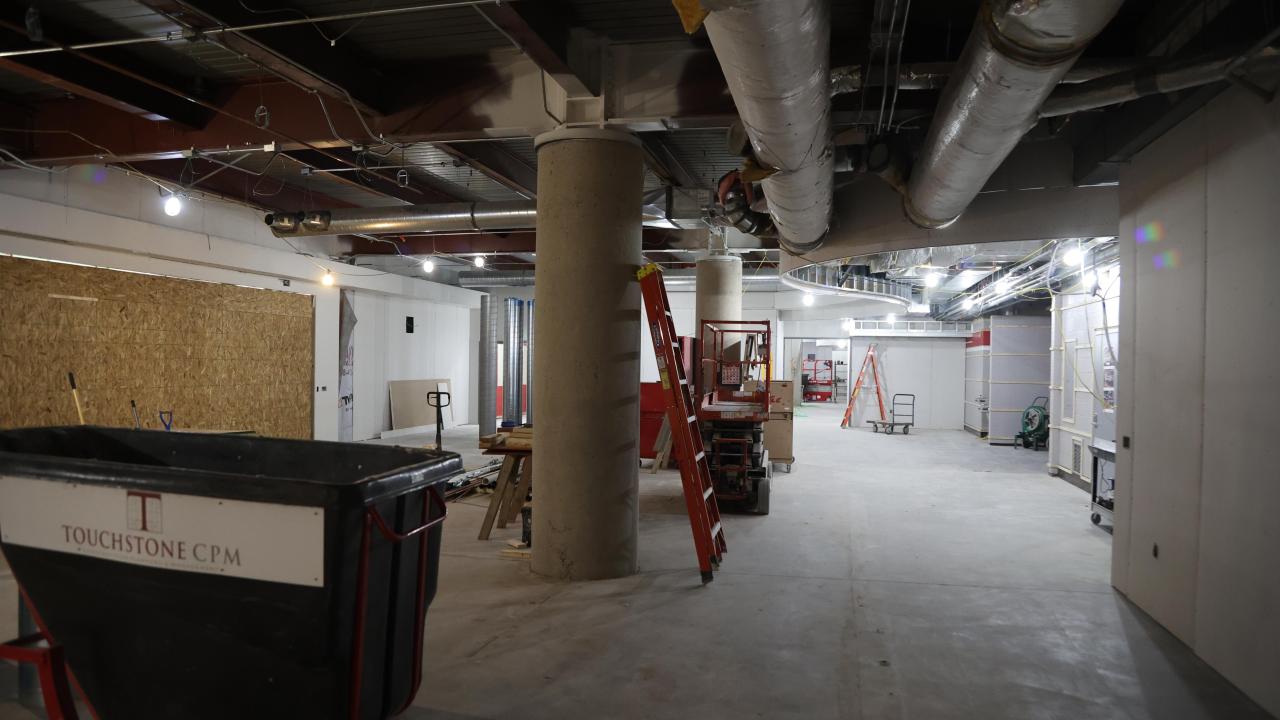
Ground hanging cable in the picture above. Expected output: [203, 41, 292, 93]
[885, 0, 914, 130]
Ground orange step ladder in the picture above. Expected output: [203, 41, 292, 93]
[840, 343, 888, 429]
[637, 263, 726, 582]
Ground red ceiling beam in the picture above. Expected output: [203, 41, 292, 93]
[348, 228, 716, 256]
[7, 73, 517, 165]
[474, 2, 596, 96]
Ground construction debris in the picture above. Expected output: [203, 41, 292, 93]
[479, 425, 533, 450]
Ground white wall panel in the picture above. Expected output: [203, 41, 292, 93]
[845, 338, 964, 430]
[1118, 106, 1208, 645]
[1114, 86, 1280, 716]
[1193, 87, 1280, 715]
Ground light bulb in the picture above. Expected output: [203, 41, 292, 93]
[962, 297, 977, 310]
[885, 313, 897, 324]
[801, 293, 815, 307]
[474, 255, 486, 268]
[321, 271, 335, 286]
[924, 272, 942, 288]
[421, 258, 435, 273]
[163, 194, 182, 217]
[1063, 245, 1084, 267]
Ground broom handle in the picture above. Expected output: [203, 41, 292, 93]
[68, 372, 86, 425]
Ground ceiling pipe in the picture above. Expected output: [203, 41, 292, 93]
[1039, 48, 1280, 118]
[267, 201, 537, 236]
[830, 58, 1142, 96]
[904, 0, 1125, 229]
[701, 0, 833, 255]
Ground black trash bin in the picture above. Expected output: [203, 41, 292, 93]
[0, 426, 460, 720]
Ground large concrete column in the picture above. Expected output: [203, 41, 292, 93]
[696, 254, 743, 390]
[531, 128, 644, 580]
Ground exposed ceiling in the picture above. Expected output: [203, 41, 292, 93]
[0, 0, 1275, 294]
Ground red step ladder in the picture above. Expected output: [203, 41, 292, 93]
[840, 343, 888, 429]
[637, 263, 726, 583]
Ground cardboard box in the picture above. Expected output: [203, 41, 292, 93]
[744, 380, 795, 412]
[764, 411, 793, 461]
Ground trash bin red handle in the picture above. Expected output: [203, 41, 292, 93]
[366, 485, 448, 542]
[350, 483, 448, 719]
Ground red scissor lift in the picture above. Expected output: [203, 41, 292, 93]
[802, 358, 835, 402]
[697, 319, 773, 514]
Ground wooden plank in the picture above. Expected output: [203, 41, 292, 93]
[478, 455, 519, 540]
[650, 415, 672, 474]
[502, 455, 534, 526]
[495, 456, 527, 529]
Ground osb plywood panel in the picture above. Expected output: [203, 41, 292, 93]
[0, 256, 314, 438]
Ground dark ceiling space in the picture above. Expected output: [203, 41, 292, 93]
[0, 0, 1275, 272]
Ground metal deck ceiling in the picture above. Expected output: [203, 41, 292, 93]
[30, 0, 267, 82]
[283, 0, 514, 61]
[403, 144, 529, 202]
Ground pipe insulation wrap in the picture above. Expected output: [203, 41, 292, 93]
[478, 295, 498, 436]
[267, 201, 537, 237]
[524, 299, 535, 426]
[702, 0, 833, 254]
[502, 298, 522, 425]
[904, 0, 1125, 229]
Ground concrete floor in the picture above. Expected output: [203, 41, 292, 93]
[1, 405, 1272, 718]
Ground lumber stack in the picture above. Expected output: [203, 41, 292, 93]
[479, 426, 533, 451]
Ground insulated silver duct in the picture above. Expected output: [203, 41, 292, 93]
[478, 295, 498, 436]
[524, 299, 535, 426]
[266, 201, 537, 237]
[702, 0, 833, 255]
[502, 298, 522, 426]
[904, 0, 1125, 229]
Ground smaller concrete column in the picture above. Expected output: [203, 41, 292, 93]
[696, 253, 744, 391]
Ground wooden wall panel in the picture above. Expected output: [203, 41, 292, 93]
[0, 256, 314, 438]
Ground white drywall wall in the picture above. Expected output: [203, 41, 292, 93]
[986, 315, 1051, 443]
[844, 337, 965, 430]
[1113, 85, 1280, 716]
[1048, 282, 1119, 481]
[350, 292, 473, 441]
[0, 166, 481, 441]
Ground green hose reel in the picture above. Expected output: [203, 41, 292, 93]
[1015, 396, 1050, 449]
